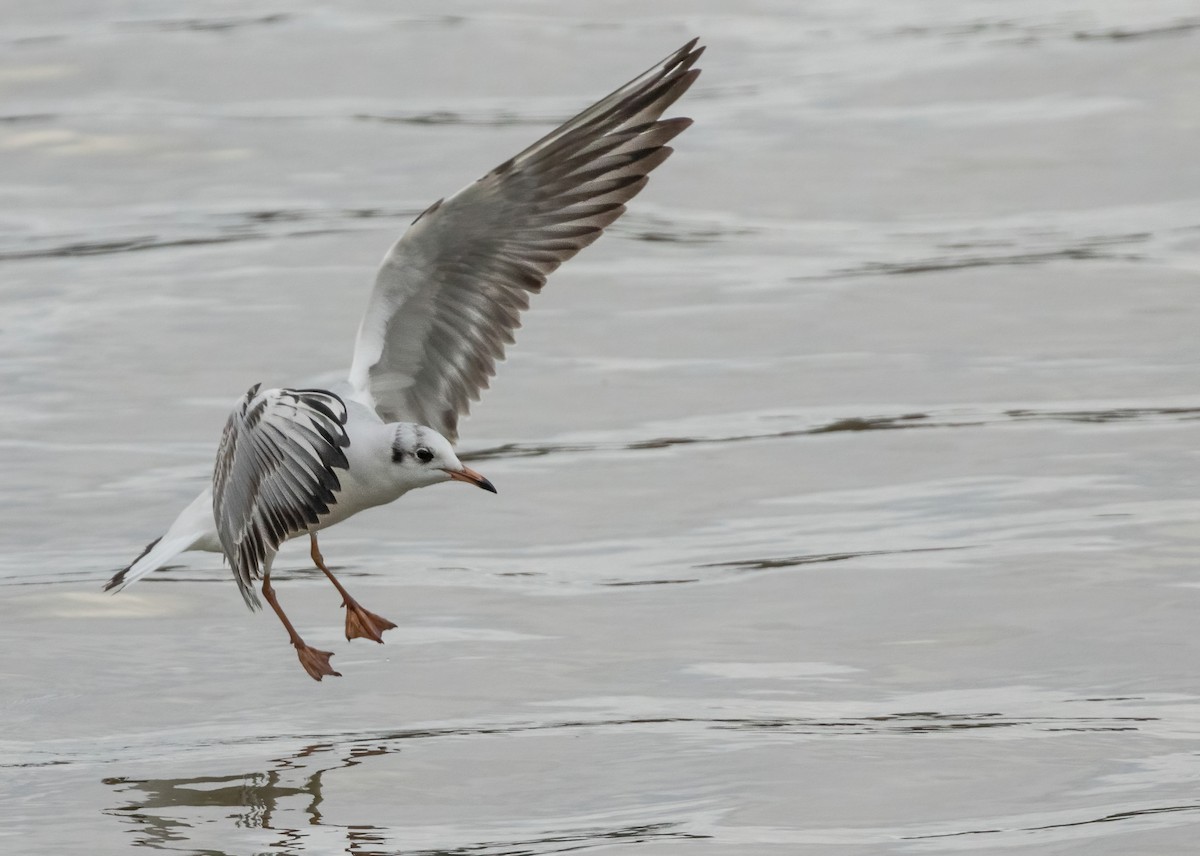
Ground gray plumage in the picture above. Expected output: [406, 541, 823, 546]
[212, 384, 350, 608]
[348, 38, 704, 442]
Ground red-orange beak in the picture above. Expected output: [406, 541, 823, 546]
[444, 465, 497, 494]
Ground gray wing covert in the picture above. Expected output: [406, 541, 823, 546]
[212, 384, 350, 609]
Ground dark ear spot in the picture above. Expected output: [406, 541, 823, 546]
[392, 447, 404, 463]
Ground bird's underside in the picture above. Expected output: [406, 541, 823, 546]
[109, 38, 704, 681]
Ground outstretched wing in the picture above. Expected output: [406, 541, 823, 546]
[347, 39, 704, 442]
[212, 384, 350, 609]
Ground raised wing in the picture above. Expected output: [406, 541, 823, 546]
[348, 39, 704, 442]
[213, 384, 350, 609]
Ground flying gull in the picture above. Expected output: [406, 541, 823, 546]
[106, 39, 703, 680]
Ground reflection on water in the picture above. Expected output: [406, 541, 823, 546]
[98, 696, 1188, 854]
[104, 735, 708, 855]
[107, 770, 324, 848]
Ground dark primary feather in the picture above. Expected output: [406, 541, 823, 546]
[349, 39, 704, 442]
[212, 385, 350, 609]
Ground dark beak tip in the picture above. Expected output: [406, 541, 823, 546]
[449, 466, 497, 494]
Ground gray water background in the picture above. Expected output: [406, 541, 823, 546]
[2, 1, 1200, 853]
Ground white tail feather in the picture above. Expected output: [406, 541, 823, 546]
[106, 488, 221, 592]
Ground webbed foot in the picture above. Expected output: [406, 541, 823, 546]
[295, 644, 341, 681]
[344, 600, 397, 644]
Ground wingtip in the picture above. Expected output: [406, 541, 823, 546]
[659, 38, 703, 76]
[677, 38, 705, 67]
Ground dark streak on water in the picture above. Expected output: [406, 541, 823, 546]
[114, 14, 293, 33]
[1073, 18, 1200, 41]
[699, 546, 973, 572]
[354, 110, 562, 127]
[844, 246, 1141, 277]
[461, 405, 1200, 463]
[824, 231, 1153, 279]
[889, 15, 1200, 44]
[1, 234, 258, 260]
[0, 113, 56, 123]
[1005, 406, 1200, 424]
[905, 803, 1200, 842]
[0, 207, 415, 261]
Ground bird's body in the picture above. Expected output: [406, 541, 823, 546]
[107, 390, 420, 595]
[106, 39, 703, 679]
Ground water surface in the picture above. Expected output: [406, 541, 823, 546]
[2, 1, 1200, 853]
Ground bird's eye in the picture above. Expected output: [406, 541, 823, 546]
[415, 447, 434, 464]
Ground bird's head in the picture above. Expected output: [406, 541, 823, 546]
[389, 423, 496, 494]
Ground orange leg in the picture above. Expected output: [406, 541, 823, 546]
[310, 533, 397, 644]
[261, 573, 340, 681]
